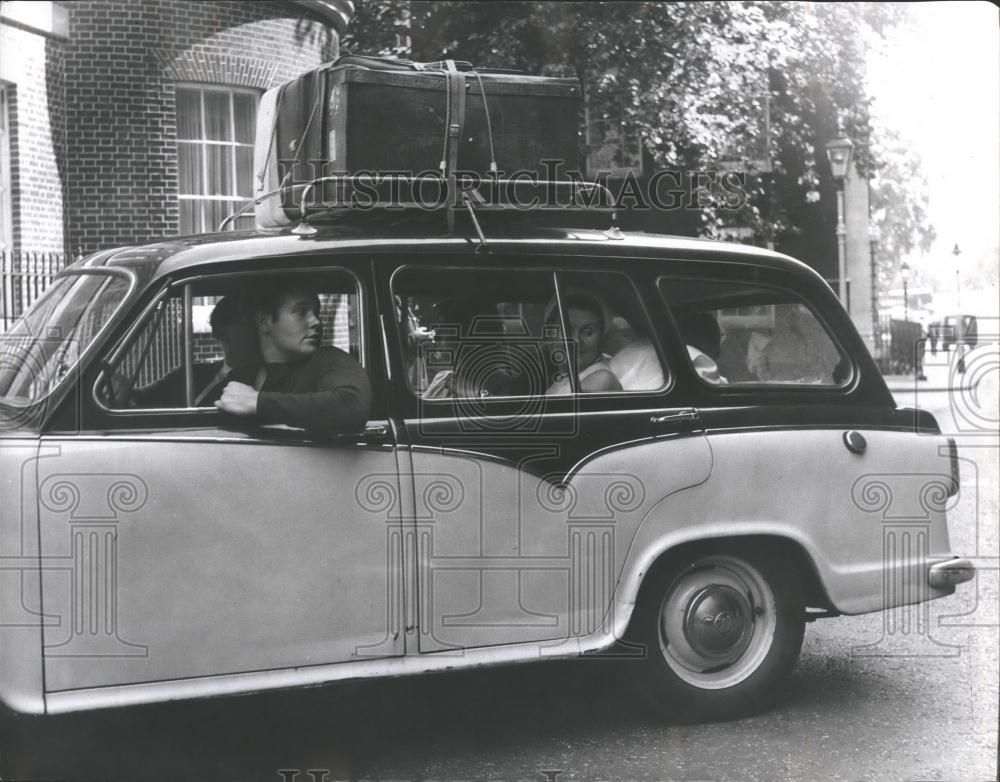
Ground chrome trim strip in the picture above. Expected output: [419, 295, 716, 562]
[79, 248, 124, 268]
[379, 314, 393, 383]
[408, 428, 699, 485]
[564, 430, 706, 482]
[44, 634, 611, 714]
[406, 423, 929, 484]
[411, 405, 691, 427]
[49, 420, 925, 442]
[38, 420, 394, 448]
[551, 269, 576, 392]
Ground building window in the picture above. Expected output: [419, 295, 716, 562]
[176, 86, 257, 234]
[0, 83, 13, 253]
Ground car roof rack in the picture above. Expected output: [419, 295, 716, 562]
[220, 174, 623, 250]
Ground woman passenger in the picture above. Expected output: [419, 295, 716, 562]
[546, 293, 622, 395]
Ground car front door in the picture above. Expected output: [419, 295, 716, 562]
[36, 264, 406, 695]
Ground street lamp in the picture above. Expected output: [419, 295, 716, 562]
[825, 131, 854, 309]
[869, 225, 880, 352]
[952, 243, 962, 308]
[900, 260, 910, 323]
[897, 261, 925, 380]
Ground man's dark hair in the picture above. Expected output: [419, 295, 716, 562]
[245, 277, 321, 322]
[209, 295, 242, 340]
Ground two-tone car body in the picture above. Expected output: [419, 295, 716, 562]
[0, 222, 974, 720]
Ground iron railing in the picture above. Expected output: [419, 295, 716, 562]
[1, 249, 70, 332]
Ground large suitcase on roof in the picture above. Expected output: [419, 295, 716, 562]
[254, 55, 581, 226]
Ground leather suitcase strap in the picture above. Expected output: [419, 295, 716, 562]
[444, 60, 467, 178]
[444, 60, 467, 230]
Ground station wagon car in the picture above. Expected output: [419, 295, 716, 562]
[0, 219, 975, 722]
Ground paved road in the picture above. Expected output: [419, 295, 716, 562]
[4, 347, 998, 782]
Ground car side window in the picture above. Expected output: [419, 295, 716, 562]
[98, 270, 363, 410]
[553, 270, 668, 394]
[658, 276, 849, 387]
[392, 267, 556, 400]
[392, 266, 668, 400]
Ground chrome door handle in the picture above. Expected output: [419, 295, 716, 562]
[650, 408, 700, 424]
[364, 423, 389, 437]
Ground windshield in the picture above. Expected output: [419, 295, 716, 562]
[0, 271, 132, 406]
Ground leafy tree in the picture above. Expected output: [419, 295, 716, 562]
[341, 0, 411, 57]
[343, 1, 927, 263]
[869, 127, 937, 290]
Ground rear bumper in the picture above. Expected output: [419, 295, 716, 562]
[928, 557, 976, 589]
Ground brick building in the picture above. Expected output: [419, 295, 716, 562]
[0, 0, 352, 262]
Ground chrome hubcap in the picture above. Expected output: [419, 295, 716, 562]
[683, 585, 753, 664]
[657, 556, 777, 689]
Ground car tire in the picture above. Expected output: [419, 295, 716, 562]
[630, 545, 805, 723]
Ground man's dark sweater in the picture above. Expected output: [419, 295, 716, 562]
[252, 346, 372, 435]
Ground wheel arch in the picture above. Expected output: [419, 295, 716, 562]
[618, 533, 835, 641]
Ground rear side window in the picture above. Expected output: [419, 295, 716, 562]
[392, 267, 555, 400]
[391, 267, 667, 400]
[658, 276, 850, 387]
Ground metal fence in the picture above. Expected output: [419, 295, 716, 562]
[1, 249, 70, 332]
[872, 313, 926, 374]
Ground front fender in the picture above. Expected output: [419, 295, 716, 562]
[0, 440, 46, 715]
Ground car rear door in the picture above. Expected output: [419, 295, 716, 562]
[380, 255, 713, 653]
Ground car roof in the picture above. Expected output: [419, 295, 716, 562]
[68, 220, 817, 283]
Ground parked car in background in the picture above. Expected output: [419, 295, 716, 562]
[928, 313, 979, 374]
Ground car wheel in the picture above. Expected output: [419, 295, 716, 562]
[632, 547, 805, 722]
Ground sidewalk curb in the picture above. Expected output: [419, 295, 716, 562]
[886, 385, 972, 393]
[885, 377, 979, 393]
